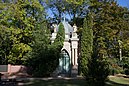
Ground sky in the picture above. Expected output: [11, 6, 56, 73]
[117, 0, 129, 7]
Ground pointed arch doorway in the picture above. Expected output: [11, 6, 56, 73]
[58, 49, 71, 76]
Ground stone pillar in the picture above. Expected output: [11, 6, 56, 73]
[8, 64, 11, 74]
[72, 49, 74, 65]
[75, 49, 78, 65]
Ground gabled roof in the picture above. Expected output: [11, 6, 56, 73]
[62, 21, 73, 34]
[56, 21, 73, 34]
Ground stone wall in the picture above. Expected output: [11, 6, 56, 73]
[0, 64, 29, 78]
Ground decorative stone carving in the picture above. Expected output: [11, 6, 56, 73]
[52, 24, 58, 33]
[72, 24, 78, 38]
[73, 24, 77, 32]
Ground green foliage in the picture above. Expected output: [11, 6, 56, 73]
[89, 0, 129, 59]
[121, 57, 129, 75]
[122, 57, 129, 69]
[66, 0, 87, 5]
[83, 0, 125, 85]
[48, 22, 65, 76]
[53, 23, 65, 49]
[0, 1, 34, 64]
[0, 26, 12, 64]
[45, 0, 88, 23]
[26, 21, 51, 77]
[0, 0, 65, 77]
[80, 15, 93, 76]
[86, 57, 110, 86]
[107, 58, 124, 75]
[122, 43, 129, 57]
[27, 22, 65, 77]
[85, 2, 129, 84]
[106, 52, 129, 76]
[124, 69, 129, 75]
[0, 0, 46, 65]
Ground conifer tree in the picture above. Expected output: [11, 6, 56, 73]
[53, 23, 65, 49]
[50, 22, 65, 72]
[80, 14, 93, 76]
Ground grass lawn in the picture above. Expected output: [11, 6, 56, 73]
[106, 76, 129, 86]
[20, 76, 129, 86]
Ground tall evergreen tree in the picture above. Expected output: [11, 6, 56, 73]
[80, 14, 93, 76]
[53, 23, 65, 49]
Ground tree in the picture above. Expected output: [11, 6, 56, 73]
[0, 0, 65, 77]
[66, 0, 87, 5]
[52, 23, 65, 49]
[89, 0, 128, 59]
[44, 0, 88, 24]
[26, 21, 51, 76]
[27, 22, 65, 77]
[84, 0, 129, 85]
[0, 0, 12, 64]
[121, 8, 129, 57]
[0, 0, 44, 64]
[44, 0, 67, 23]
[80, 14, 93, 76]
[87, 57, 109, 86]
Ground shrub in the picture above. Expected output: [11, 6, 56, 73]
[124, 68, 129, 75]
[86, 57, 110, 86]
[121, 57, 129, 69]
[121, 57, 129, 75]
[26, 22, 65, 77]
[107, 58, 124, 75]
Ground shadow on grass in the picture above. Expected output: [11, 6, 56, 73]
[21, 77, 129, 86]
[23, 78, 86, 86]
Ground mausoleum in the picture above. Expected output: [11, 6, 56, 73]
[51, 20, 79, 77]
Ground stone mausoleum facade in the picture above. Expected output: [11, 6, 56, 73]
[51, 20, 79, 77]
